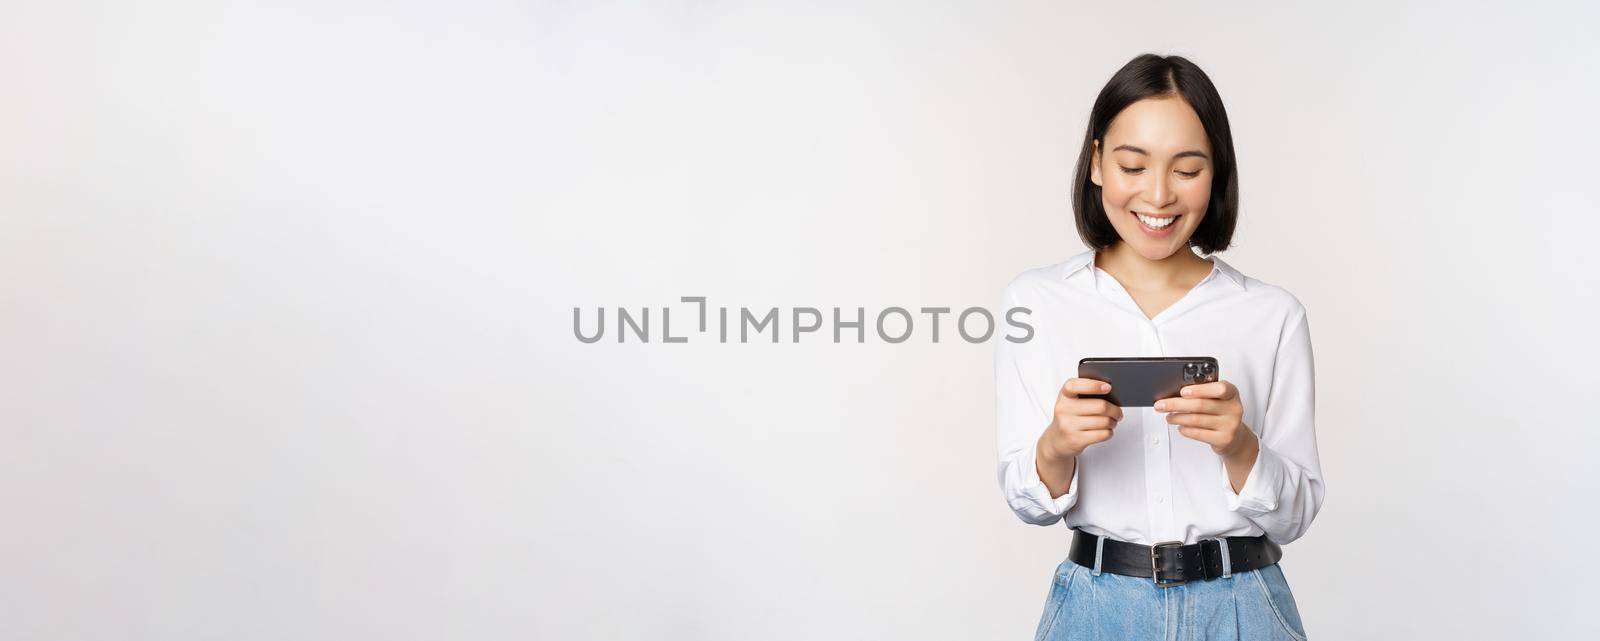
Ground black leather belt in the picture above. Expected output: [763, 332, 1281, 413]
[1068, 528, 1282, 588]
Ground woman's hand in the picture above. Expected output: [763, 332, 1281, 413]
[1039, 377, 1125, 461]
[1155, 380, 1256, 457]
[1156, 380, 1260, 493]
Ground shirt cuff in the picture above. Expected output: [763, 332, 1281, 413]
[1017, 442, 1079, 516]
[1223, 442, 1284, 515]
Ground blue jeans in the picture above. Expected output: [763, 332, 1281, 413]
[1034, 554, 1308, 641]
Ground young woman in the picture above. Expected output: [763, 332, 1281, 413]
[995, 54, 1325, 640]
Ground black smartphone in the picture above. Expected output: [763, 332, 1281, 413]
[1077, 357, 1219, 407]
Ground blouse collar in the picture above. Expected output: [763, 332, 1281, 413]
[1059, 249, 1247, 291]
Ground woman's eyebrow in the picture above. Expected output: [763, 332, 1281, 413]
[1111, 144, 1209, 160]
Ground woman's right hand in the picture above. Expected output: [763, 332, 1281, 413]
[1038, 377, 1124, 460]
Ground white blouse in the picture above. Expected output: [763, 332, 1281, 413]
[995, 249, 1325, 546]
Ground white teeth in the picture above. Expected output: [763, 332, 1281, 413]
[1136, 212, 1177, 229]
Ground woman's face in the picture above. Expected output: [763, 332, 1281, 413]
[1090, 95, 1214, 261]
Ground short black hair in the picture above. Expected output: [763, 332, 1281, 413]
[1072, 54, 1238, 254]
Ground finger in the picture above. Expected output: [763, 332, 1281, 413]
[1069, 415, 1118, 431]
[1179, 380, 1236, 400]
[1153, 398, 1226, 415]
[1177, 381, 1221, 399]
[1061, 377, 1111, 398]
[1165, 412, 1222, 430]
[1063, 396, 1123, 421]
[1176, 425, 1220, 447]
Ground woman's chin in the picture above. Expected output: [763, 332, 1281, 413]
[1120, 236, 1189, 261]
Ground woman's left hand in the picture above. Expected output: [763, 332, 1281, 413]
[1154, 380, 1257, 459]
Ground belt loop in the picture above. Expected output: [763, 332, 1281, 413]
[1091, 535, 1105, 576]
[1218, 538, 1233, 578]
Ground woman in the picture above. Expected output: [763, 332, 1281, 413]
[995, 54, 1325, 640]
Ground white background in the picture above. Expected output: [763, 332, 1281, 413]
[3, 1, 1598, 639]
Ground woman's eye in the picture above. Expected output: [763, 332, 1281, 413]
[1118, 166, 1145, 175]
[1175, 169, 1201, 178]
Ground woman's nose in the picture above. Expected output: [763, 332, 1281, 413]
[1148, 171, 1175, 208]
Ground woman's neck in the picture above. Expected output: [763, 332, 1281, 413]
[1094, 242, 1212, 291]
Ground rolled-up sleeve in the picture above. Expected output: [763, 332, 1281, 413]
[995, 286, 1077, 526]
[1222, 304, 1327, 544]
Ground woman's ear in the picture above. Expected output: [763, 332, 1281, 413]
[1089, 139, 1103, 187]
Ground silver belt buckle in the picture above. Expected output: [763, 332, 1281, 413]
[1150, 540, 1187, 588]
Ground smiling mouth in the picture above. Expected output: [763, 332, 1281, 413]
[1133, 211, 1181, 230]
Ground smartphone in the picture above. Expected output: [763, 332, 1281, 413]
[1077, 357, 1219, 407]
